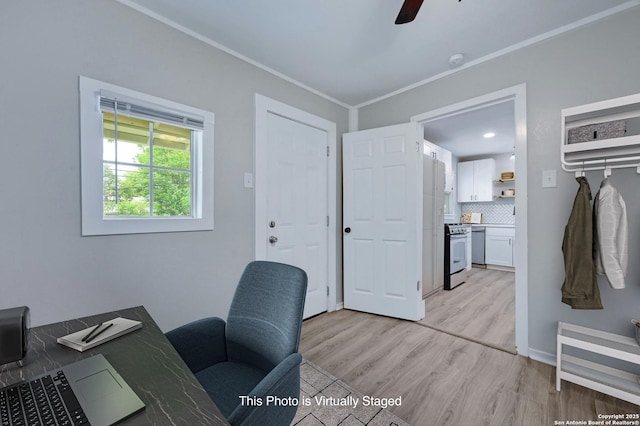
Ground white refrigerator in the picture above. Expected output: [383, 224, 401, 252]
[422, 154, 446, 298]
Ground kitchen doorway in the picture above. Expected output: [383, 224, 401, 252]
[411, 84, 528, 355]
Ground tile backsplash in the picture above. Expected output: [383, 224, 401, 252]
[459, 198, 515, 224]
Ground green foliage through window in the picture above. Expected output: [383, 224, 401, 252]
[102, 112, 195, 218]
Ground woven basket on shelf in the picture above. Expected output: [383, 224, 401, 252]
[501, 172, 514, 180]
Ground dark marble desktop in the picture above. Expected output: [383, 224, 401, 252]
[0, 305, 228, 425]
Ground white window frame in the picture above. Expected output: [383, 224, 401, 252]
[79, 76, 214, 236]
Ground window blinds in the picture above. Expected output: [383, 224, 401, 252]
[99, 96, 204, 130]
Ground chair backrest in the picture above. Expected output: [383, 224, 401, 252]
[225, 261, 308, 372]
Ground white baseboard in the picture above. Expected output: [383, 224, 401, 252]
[528, 348, 556, 366]
[333, 303, 344, 311]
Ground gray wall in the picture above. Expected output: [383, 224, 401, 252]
[0, 0, 348, 330]
[359, 9, 640, 356]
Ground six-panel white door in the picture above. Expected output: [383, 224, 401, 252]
[343, 123, 425, 321]
[266, 113, 328, 319]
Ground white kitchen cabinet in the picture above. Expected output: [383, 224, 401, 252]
[457, 161, 474, 201]
[440, 148, 454, 193]
[485, 226, 515, 267]
[457, 158, 495, 202]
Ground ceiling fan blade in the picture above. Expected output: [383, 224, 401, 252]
[395, 0, 424, 25]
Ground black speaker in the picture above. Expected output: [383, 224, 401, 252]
[0, 306, 30, 366]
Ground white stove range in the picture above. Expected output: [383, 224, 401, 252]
[444, 223, 472, 290]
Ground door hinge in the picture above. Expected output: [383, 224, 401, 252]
[415, 141, 420, 152]
[327, 216, 330, 227]
[327, 146, 330, 157]
[417, 281, 421, 291]
[327, 286, 330, 296]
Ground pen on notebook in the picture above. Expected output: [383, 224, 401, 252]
[82, 322, 103, 342]
[85, 323, 113, 344]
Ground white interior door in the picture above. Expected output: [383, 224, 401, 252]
[343, 123, 424, 321]
[265, 112, 328, 318]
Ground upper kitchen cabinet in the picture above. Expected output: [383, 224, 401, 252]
[457, 158, 495, 202]
[424, 140, 454, 193]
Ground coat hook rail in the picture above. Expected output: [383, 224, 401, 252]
[564, 162, 640, 176]
[562, 151, 640, 174]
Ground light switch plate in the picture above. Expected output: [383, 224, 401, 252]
[542, 169, 557, 188]
[244, 172, 253, 188]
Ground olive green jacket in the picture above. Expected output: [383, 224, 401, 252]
[561, 177, 602, 309]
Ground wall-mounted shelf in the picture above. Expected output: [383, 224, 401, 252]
[494, 175, 515, 198]
[561, 92, 640, 175]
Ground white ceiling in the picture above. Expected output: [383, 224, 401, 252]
[423, 101, 515, 158]
[119, 0, 637, 107]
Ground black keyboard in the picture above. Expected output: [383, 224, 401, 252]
[0, 370, 89, 426]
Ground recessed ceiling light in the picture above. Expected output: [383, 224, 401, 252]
[483, 132, 495, 138]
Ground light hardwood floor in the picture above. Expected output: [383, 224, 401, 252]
[421, 267, 516, 353]
[300, 309, 639, 425]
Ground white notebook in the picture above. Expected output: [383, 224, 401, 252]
[57, 317, 142, 352]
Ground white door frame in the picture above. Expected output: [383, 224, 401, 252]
[411, 84, 529, 357]
[254, 93, 338, 313]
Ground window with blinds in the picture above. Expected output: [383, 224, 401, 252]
[80, 77, 214, 236]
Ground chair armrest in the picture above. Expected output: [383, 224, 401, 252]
[165, 317, 227, 374]
[228, 353, 302, 426]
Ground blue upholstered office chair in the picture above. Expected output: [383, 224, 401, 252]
[166, 261, 308, 426]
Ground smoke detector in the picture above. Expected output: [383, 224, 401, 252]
[449, 53, 465, 68]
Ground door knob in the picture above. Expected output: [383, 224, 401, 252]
[344, 227, 351, 234]
[269, 236, 278, 244]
